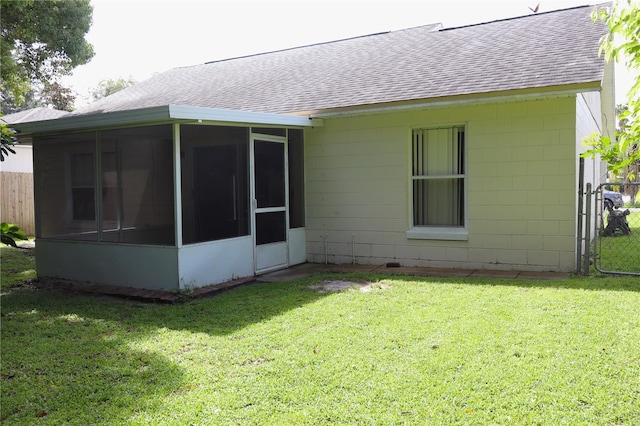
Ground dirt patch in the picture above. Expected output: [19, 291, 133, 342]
[309, 280, 391, 293]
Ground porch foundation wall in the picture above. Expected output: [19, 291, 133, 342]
[177, 236, 255, 289]
[35, 240, 180, 291]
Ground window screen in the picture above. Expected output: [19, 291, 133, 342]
[412, 127, 465, 227]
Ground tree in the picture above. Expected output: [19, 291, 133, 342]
[1, 82, 76, 113]
[0, 86, 42, 114]
[583, 1, 640, 178]
[0, 122, 17, 162]
[1, 0, 93, 159]
[41, 82, 76, 112]
[90, 78, 137, 101]
[0, 0, 94, 107]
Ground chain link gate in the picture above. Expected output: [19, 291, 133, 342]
[592, 182, 640, 275]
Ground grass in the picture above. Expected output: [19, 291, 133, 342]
[1, 246, 639, 425]
[0, 245, 36, 290]
[623, 198, 640, 208]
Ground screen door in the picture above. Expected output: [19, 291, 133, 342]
[253, 136, 288, 272]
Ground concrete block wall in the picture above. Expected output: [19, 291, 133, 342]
[305, 96, 580, 272]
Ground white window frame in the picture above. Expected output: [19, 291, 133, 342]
[407, 125, 468, 241]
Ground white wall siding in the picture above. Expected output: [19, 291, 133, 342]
[288, 228, 307, 265]
[575, 92, 605, 257]
[0, 145, 33, 173]
[601, 59, 617, 144]
[306, 97, 579, 272]
[580, 91, 602, 130]
[576, 92, 603, 187]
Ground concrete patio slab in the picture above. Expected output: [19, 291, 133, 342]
[258, 263, 569, 282]
[31, 262, 571, 302]
[469, 269, 520, 279]
[516, 270, 572, 280]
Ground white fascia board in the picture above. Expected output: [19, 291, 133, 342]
[12, 106, 172, 135]
[310, 87, 598, 119]
[168, 105, 320, 127]
[13, 104, 321, 136]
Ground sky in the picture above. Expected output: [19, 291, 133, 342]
[62, 0, 635, 108]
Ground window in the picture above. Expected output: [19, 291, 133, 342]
[70, 153, 96, 221]
[69, 151, 117, 223]
[410, 126, 466, 238]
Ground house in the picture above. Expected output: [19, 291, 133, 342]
[1, 108, 70, 235]
[13, 5, 614, 291]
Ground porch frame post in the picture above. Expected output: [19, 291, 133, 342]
[173, 123, 183, 248]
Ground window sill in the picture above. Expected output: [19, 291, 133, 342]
[406, 227, 468, 241]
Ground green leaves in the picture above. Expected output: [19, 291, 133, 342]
[1, 222, 28, 247]
[0, 0, 94, 107]
[90, 78, 138, 102]
[0, 122, 17, 161]
[585, 1, 640, 179]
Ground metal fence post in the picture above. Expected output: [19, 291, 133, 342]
[576, 158, 584, 274]
[583, 183, 592, 275]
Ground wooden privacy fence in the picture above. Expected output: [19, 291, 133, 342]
[1, 172, 35, 236]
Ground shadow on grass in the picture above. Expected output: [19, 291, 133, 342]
[1, 288, 185, 424]
[1, 269, 637, 424]
[1, 278, 331, 423]
[1, 277, 332, 333]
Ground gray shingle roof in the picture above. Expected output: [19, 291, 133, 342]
[75, 5, 607, 116]
[1, 107, 70, 124]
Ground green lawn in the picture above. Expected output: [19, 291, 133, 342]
[0, 245, 36, 290]
[1, 246, 639, 425]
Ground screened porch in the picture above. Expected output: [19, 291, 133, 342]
[19, 106, 317, 290]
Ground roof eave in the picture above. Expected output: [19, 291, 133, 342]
[12, 104, 320, 136]
[306, 82, 605, 118]
[167, 105, 321, 127]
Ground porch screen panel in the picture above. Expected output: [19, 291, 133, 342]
[180, 125, 250, 244]
[100, 143, 119, 226]
[70, 152, 96, 221]
[100, 126, 175, 245]
[256, 211, 286, 244]
[34, 133, 98, 241]
[288, 129, 305, 228]
[412, 127, 465, 227]
[252, 127, 286, 137]
[255, 140, 285, 208]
